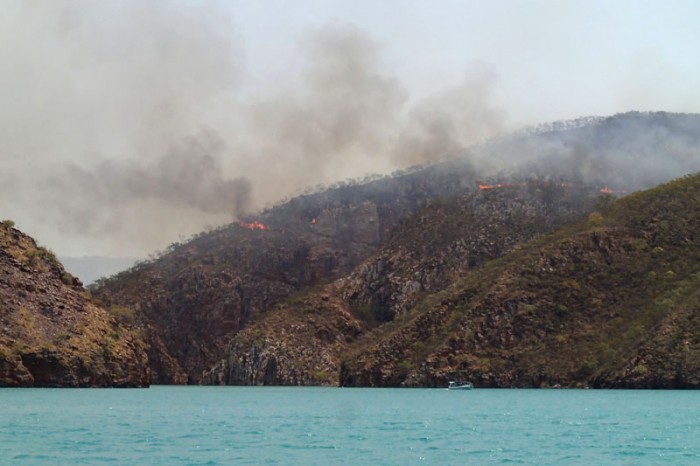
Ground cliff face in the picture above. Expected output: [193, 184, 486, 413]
[202, 289, 363, 386]
[0, 222, 149, 387]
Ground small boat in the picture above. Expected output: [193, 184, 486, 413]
[447, 381, 473, 390]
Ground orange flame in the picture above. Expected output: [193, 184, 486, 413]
[478, 182, 527, 190]
[310, 218, 317, 224]
[599, 186, 628, 195]
[239, 220, 270, 231]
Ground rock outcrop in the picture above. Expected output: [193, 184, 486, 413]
[0, 221, 149, 387]
[338, 181, 602, 322]
[202, 289, 363, 385]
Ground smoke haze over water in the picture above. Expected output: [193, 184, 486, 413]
[1, 1, 699, 257]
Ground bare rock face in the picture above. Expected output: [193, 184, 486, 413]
[0, 222, 149, 387]
[202, 291, 363, 386]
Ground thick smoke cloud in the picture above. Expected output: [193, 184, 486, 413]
[1, 0, 248, 252]
[12, 3, 698, 259]
[1, 2, 505, 255]
[47, 134, 251, 234]
[394, 65, 506, 166]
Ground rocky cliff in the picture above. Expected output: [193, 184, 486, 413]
[202, 289, 363, 386]
[338, 180, 602, 322]
[0, 221, 149, 387]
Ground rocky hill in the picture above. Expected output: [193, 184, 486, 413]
[210, 172, 700, 389]
[92, 160, 483, 383]
[203, 180, 605, 385]
[0, 221, 148, 387]
[340, 173, 700, 388]
[93, 111, 700, 387]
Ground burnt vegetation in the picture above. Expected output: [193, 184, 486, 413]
[86, 112, 700, 388]
[4, 111, 700, 388]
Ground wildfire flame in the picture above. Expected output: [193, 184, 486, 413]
[310, 218, 317, 224]
[239, 220, 270, 231]
[599, 186, 626, 194]
[478, 182, 527, 190]
[478, 181, 625, 194]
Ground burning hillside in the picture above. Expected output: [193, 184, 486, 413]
[478, 182, 527, 190]
[90, 112, 700, 386]
[238, 220, 271, 231]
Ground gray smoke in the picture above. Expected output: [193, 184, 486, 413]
[1, 0, 249, 251]
[393, 65, 506, 166]
[1, 3, 505, 255]
[16, 2, 700, 257]
[46, 134, 251, 234]
[474, 112, 700, 191]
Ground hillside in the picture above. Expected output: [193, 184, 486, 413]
[340, 173, 700, 388]
[0, 221, 149, 387]
[206, 173, 700, 389]
[92, 161, 481, 383]
[93, 111, 700, 386]
[203, 180, 604, 385]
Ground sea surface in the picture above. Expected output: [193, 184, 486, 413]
[2, 386, 700, 465]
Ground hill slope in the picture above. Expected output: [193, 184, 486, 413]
[340, 173, 700, 388]
[94, 111, 700, 385]
[93, 160, 482, 383]
[204, 180, 604, 385]
[0, 221, 148, 387]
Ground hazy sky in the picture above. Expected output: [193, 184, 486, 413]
[233, 0, 700, 122]
[1, 0, 699, 258]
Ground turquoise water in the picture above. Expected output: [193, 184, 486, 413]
[2, 387, 700, 465]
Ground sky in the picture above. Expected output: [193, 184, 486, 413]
[1, 0, 699, 258]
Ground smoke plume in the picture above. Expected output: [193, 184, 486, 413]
[1, 3, 505, 255]
[46, 134, 251, 234]
[8, 3, 698, 258]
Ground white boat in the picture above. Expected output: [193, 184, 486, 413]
[447, 381, 473, 390]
